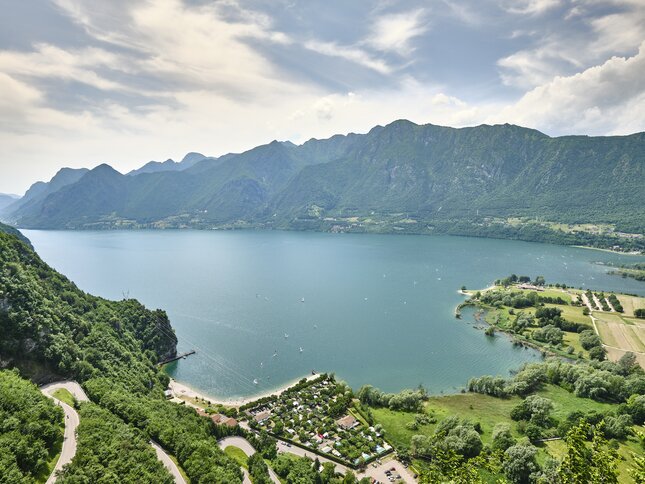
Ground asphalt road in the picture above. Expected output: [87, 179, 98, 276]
[151, 440, 187, 484]
[41, 381, 186, 484]
[219, 436, 281, 484]
[40, 381, 88, 484]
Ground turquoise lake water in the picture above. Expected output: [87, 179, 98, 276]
[24, 230, 645, 401]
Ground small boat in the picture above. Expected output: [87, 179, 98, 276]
[284, 333, 289, 339]
[260, 362, 263, 368]
[273, 350, 278, 358]
[301, 297, 305, 303]
[313, 324, 317, 329]
[253, 379, 259, 385]
[299, 347, 303, 353]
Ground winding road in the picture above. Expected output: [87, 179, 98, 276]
[218, 436, 281, 484]
[40, 381, 186, 484]
[40, 382, 88, 484]
[150, 440, 187, 484]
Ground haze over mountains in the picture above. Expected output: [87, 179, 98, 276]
[2, 120, 643, 242]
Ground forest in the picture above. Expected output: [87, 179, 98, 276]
[0, 370, 64, 482]
[0, 231, 243, 482]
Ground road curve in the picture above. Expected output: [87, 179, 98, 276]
[40, 381, 89, 484]
[40, 382, 186, 484]
[150, 440, 187, 484]
[218, 436, 280, 484]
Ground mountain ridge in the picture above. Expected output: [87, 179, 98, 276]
[3, 120, 643, 250]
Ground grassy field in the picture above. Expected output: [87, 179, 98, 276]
[536, 385, 614, 419]
[52, 388, 75, 407]
[539, 289, 573, 302]
[544, 304, 592, 326]
[596, 320, 619, 347]
[373, 386, 642, 483]
[618, 294, 645, 318]
[224, 446, 249, 469]
[372, 392, 522, 449]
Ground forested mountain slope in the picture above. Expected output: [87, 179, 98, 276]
[0, 231, 244, 482]
[4, 121, 643, 249]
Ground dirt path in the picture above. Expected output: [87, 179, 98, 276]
[581, 293, 594, 313]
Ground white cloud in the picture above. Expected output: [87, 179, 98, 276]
[1, 0, 644, 194]
[494, 41, 645, 135]
[498, 0, 645, 89]
[51, 0, 295, 98]
[500, 0, 562, 15]
[0, 44, 129, 92]
[364, 9, 428, 56]
[303, 41, 392, 74]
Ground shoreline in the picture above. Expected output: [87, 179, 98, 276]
[572, 245, 643, 256]
[169, 373, 320, 408]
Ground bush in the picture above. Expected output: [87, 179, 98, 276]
[503, 444, 539, 484]
[491, 423, 516, 452]
[579, 330, 602, 350]
[588, 346, 607, 361]
[533, 325, 564, 345]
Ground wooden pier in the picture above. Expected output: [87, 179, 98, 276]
[158, 350, 196, 366]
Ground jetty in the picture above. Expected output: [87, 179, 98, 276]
[158, 350, 196, 366]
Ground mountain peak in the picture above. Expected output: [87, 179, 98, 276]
[93, 163, 120, 173]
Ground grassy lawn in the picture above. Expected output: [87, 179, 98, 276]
[540, 289, 572, 302]
[536, 385, 614, 419]
[562, 332, 586, 357]
[224, 446, 249, 469]
[544, 304, 592, 326]
[52, 388, 75, 407]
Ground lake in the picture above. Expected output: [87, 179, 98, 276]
[24, 229, 645, 401]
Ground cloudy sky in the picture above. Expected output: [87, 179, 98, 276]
[1, 0, 644, 194]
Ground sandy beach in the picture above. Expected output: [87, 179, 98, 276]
[169, 373, 320, 408]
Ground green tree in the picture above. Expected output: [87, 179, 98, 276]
[503, 443, 539, 484]
[558, 421, 618, 484]
[492, 423, 516, 452]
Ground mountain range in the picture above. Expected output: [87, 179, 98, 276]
[2, 120, 643, 249]
[0, 194, 19, 212]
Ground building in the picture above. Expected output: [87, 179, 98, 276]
[254, 410, 271, 424]
[336, 414, 358, 430]
[221, 417, 238, 428]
